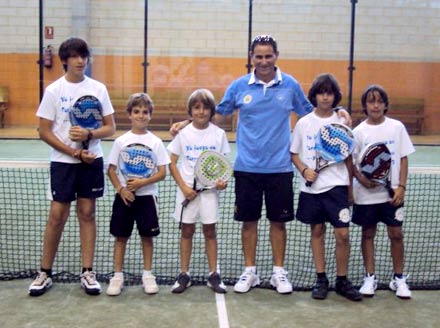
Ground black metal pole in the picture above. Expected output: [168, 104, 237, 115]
[246, 0, 253, 73]
[39, 0, 44, 102]
[347, 0, 357, 114]
[143, 0, 149, 93]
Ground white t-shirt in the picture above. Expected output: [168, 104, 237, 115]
[353, 117, 415, 204]
[167, 122, 230, 187]
[36, 76, 114, 163]
[290, 111, 349, 194]
[107, 130, 170, 196]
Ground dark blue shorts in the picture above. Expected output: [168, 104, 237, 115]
[234, 171, 294, 223]
[296, 186, 351, 228]
[110, 194, 160, 238]
[352, 202, 404, 227]
[50, 158, 104, 202]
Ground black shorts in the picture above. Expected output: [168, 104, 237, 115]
[352, 202, 404, 227]
[50, 159, 104, 202]
[110, 194, 160, 238]
[234, 171, 294, 223]
[296, 186, 351, 228]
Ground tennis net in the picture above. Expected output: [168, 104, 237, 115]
[0, 161, 439, 290]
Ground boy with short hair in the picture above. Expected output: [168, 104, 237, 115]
[106, 93, 170, 296]
[168, 89, 230, 294]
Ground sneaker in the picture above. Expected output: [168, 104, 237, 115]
[143, 275, 159, 294]
[335, 279, 363, 302]
[311, 277, 329, 300]
[389, 276, 412, 299]
[359, 274, 377, 297]
[207, 272, 227, 294]
[28, 272, 53, 297]
[171, 272, 191, 293]
[106, 276, 124, 296]
[80, 271, 101, 295]
[270, 269, 293, 294]
[233, 270, 260, 293]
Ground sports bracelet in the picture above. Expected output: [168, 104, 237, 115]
[398, 184, 406, 191]
[301, 167, 308, 177]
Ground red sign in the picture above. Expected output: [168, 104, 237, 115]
[45, 26, 54, 39]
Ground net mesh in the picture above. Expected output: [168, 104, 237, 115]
[0, 161, 439, 290]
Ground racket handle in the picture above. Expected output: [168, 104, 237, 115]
[305, 180, 313, 187]
[181, 199, 190, 207]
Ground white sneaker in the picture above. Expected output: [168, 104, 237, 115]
[28, 271, 53, 297]
[106, 276, 124, 296]
[143, 275, 159, 294]
[233, 270, 260, 293]
[389, 276, 412, 299]
[270, 269, 292, 294]
[359, 274, 377, 297]
[80, 271, 102, 295]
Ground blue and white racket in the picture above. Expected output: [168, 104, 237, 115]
[306, 123, 355, 187]
[69, 95, 103, 149]
[119, 143, 157, 180]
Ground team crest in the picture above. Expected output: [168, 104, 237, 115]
[338, 208, 351, 223]
[395, 207, 404, 222]
[243, 95, 252, 104]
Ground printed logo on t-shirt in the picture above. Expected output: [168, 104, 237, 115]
[243, 95, 252, 104]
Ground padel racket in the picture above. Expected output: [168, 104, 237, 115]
[306, 123, 355, 186]
[69, 95, 103, 149]
[118, 143, 157, 207]
[119, 143, 157, 180]
[181, 150, 233, 207]
[359, 142, 394, 198]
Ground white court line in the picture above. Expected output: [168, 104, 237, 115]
[215, 292, 230, 328]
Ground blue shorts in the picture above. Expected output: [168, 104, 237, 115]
[234, 171, 294, 223]
[49, 159, 104, 202]
[110, 194, 160, 238]
[296, 186, 351, 228]
[352, 202, 404, 227]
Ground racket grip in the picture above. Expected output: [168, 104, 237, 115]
[305, 180, 313, 187]
[181, 199, 190, 207]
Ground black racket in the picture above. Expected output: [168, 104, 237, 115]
[306, 123, 355, 186]
[359, 142, 394, 198]
[69, 95, 103, 149]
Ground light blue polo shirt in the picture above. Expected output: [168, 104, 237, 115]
[216, 68, 313, 173]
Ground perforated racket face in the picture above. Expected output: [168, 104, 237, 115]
[360, 142, 391, 180]
[315, 123, 354, 162]
[69, 95, 103, 129]
[194, 150, 233, 187]
[119, 143, 157, 179]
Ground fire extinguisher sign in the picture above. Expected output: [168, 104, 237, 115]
[45, 26, 54, 39]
